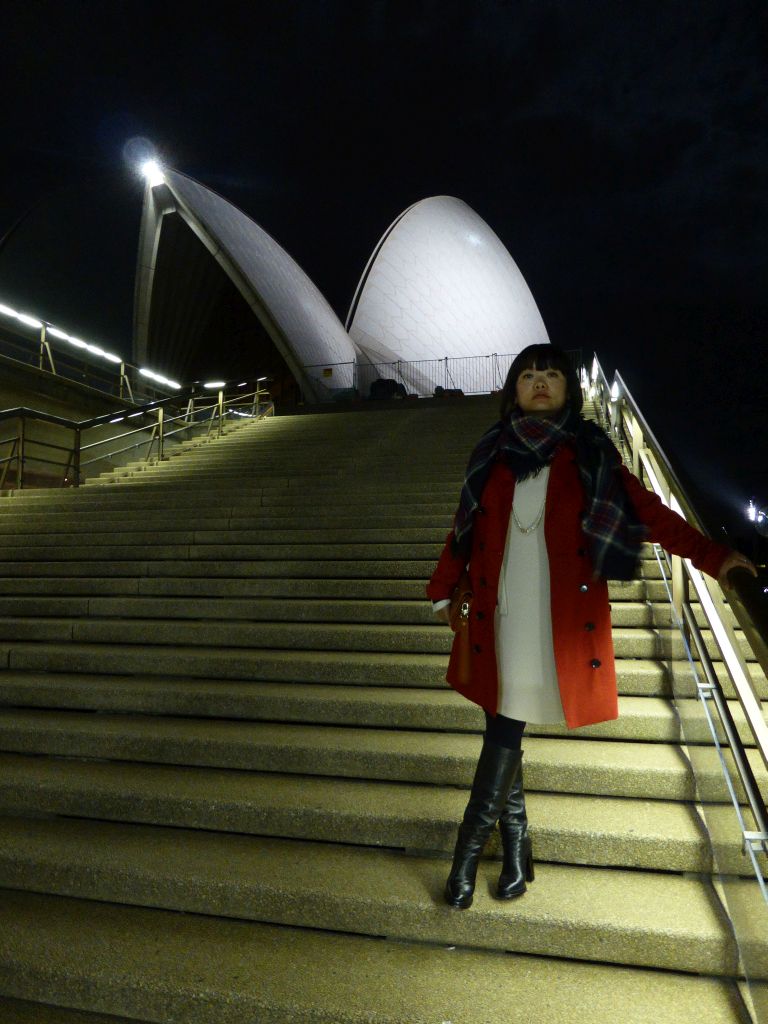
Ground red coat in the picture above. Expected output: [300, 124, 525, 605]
[426, 443, 730, 729]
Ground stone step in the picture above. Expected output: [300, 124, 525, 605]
[0, 492, 459, 512]
[0, 673, 760, 746]
[0, 559, 441, 578]
[0, 510, 452, 530]
[0, 890, 746, 1024]
[4, 641, 762, 698]
[0, 617, 753, 665]
[3, 708, 764, 801]
[0, 751, 749, 874]
[83, 470, 468, 486]
[0, 816, 746, 977]
[0, 575, 677, 602]
[0, 595, 735, 631]
[0, 526, 452, 546]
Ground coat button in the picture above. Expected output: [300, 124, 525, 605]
[577, 548, 586, 557]
[480, 578, 487, 587]
[590, 658, 601, 669]
[473, 644, 482, 654]
[579, 584, 589, 592]
[584, 622, 595, 631]
[476, 611, 484, 620]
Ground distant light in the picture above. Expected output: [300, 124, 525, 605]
[109, 417, 125, 424]
[747, 499, 756, 522]
[257, 376, 268, 382]
[17, 313, 43, 329]
[610, 381, 620, 401]
[67, 337, 88, 349]
[588, 385, 596, 400]
[140, 367, 181, 389]
[238, 381, 248, 387]
[591, 357, 599, 382]
[203, 380, 226, 388]
[47, 327, 70, 340]
[0, 304, 19, 318]
[141, 160, 165, 187]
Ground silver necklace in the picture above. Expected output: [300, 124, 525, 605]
[512, 495, 547, 534]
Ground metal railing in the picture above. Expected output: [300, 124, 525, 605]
[0, 313, 180, 404]
[0, 381, 272, 491]
[588, 354, 767, 1015]
[304, 349, 582, 400]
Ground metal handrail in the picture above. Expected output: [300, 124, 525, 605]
[0, 379, 272, 491]
[587, 355, 767, 879]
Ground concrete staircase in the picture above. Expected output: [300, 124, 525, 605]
[0, 397, 764, 1024]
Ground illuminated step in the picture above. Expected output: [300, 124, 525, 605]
[0, 818, 744, 976]
[0, 891, 746, 1023]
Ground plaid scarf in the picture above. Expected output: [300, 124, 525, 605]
[452, 407, 647, 580]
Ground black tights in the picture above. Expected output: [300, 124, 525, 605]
[483, 711, 526, 751]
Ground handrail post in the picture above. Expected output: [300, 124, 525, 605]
[18, 415, 25, 489]
[39, 325, 56, 374]
[671, 553, 686, 623]
[217, 388, 224, 437]
[157, 406, 164, 461]
[72, 426, 81, 486]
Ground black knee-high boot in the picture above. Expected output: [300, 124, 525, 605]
[496, 757, 534, 899]
[444, 739, 522, 910]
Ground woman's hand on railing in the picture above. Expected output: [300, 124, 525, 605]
[718, 552, 759, 590]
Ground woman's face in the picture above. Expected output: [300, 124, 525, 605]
[515, 366, 568, 417]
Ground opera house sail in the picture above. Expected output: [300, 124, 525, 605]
[134, 169, 550, 400]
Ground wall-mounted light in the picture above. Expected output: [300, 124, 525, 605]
[17, 313, 43, 329]
[140, 367, 181, 389]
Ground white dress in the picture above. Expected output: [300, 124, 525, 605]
[494, 465, 566, 724]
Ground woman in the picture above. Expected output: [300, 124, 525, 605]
[427, 344, 756, 910]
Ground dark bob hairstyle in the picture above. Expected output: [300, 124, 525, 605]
[499, 344, 583, 420]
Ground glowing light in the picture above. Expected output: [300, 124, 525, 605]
[203, 380, 226, 388]
[141, 160, 165, 187]
[67, 337, 88, 349]
[747, 499, 756, 522]
[47, 327, 70, 340]
[610, 381, 620, 401]
[591, 357, 599, 382]
[102, 352, 123, 364]
[0, 304, 19, 318]
[139, 367, 181, 389]
[257, 376, 268, 382]
[85, 344, 105, 357]
[17, 313, 43, 329]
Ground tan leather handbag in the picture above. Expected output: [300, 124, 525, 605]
[449, 569, 473, 687]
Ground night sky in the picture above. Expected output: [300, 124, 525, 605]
[1, 1, 766, 542]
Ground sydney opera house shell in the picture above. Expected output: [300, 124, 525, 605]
[134, 168, 549, 401]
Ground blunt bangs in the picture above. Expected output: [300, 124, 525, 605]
[499, 344, 583, 419]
